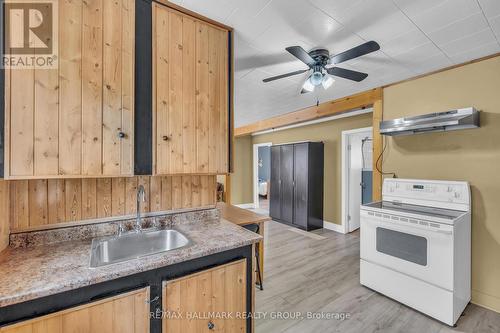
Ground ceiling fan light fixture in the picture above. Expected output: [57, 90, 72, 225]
[310, 71, 323, 86]
[302, 77, 315, 92]
[322, 75, 334, 89]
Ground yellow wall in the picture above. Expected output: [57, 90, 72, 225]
[232, 113, 372, 222]
[383, 56, 500, 312]
[230, 136, 254, 204]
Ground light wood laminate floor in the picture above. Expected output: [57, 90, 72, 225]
[255, 220, 500, 333]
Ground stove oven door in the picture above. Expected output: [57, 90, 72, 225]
[360, 210, 454, 291]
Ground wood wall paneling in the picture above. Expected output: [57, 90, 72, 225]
[9, 176, 217, 232]
[59, 0, 83, 175]
[0, 288, 150, 333]
[82, 0, 104, 175]
[5, 0, 135, 179]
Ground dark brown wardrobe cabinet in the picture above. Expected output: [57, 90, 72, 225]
[269, 142, 324, 231]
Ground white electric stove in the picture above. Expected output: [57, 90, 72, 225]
[360, 178, 471, 326]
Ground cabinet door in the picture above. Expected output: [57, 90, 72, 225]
[153, 4, 229, 175]
[163, 259, 246, 333]
[5, 0, 135, 178]
[280, 145, 294, 224]
[293, 143, 308, 228]
[0, 288, 150, 333]
[269, 146, 281, 220]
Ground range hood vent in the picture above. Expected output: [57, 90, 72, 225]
[380, 107, 479, 136]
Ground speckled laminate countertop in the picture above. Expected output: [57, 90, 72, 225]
[0, 212, 261, 308]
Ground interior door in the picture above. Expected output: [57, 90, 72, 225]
[348, 134, 365, 232]
[293, 143, 308, 228]
[269, 146, 281, 220]
[280, 145, 294, 224]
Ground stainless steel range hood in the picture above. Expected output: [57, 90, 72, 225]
[380, 107, 479, 136]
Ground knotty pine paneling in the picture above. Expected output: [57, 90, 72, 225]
[9, 176, 217, 232]
[5, 0, 135, 178]
[153, 4, 229, 175]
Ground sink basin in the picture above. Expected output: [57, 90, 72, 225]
[90, 229, 190, 268]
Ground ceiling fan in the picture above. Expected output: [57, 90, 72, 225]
[262, 41, 380, 93]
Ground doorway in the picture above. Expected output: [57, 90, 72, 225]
[342, 127, 373, 233]
[253, 142, 272, 212]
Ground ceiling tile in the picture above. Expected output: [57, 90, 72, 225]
[427, 12, 490, 45]
[411, 53, 453, 75]
[407, 0, 482, 34]
[489, 15, 500, 38]
[391, 42, 444, 65]
[439, 28, 498, 56]
[478, 0, 500, 18]
[180, 0, 238, 23]
[448, 42, 500, 63]
[381, 29, 430, 57]
[393, 0, 447, 17]
[334, 0, 416, 44]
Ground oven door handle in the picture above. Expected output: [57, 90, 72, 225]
[363, 216, 453, 235]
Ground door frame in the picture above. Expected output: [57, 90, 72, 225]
[253, 142, 272, 209]
[341, 127, 373, 233]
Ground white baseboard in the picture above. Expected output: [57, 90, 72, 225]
[323, 221, 347, 234]
[234, 203, 256, 209]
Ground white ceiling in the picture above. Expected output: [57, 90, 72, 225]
[170, 0, 500, 127]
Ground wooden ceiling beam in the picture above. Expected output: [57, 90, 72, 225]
[234, 88, 382, 137]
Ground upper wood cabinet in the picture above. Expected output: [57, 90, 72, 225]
[4, 0, 135, 179]
[153, 4, 230, 175]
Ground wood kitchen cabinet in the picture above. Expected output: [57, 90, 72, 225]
[0, 288, 150, 333]
[4, 0, 135, 179]
[153, 3, 230, 175]
[163, 259, 246, 333]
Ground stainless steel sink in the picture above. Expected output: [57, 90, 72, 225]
[90, 229, 190, 268]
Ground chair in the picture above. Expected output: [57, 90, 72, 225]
[242, 223, 263, 290]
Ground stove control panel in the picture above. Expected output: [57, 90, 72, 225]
[382, 178, 470, 211]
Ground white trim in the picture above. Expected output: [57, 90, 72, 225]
[253, 142, 272, 209]
[252, 108, 373, 136]
[341, 127, 373, 233]
[234, 203, 256, 209]
[323, 221, 347, 234]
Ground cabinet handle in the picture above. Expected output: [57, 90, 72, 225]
[207, 321, 215, 330]
[118, 131, 126, 139]
[162, 135, 169, 141]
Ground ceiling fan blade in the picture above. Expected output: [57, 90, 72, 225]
[286, 46, 316, 66]
[327, 67, 368, 82]
[330, 41, 380, 65]
[262, 69, 308, 83]
[301, 88, 312, 94]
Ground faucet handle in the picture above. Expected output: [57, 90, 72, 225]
[117, 223, 126, 236]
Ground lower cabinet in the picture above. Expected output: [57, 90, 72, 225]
[163, 259, 247, 333]
[0, 288, 150, 333]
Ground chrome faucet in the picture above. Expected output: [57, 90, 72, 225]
[135, 185, 146, 233]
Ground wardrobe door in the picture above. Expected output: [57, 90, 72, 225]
[293, 143, 309, 228]
[280, 145, 294, 224]
[269, 146, 281, 220]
